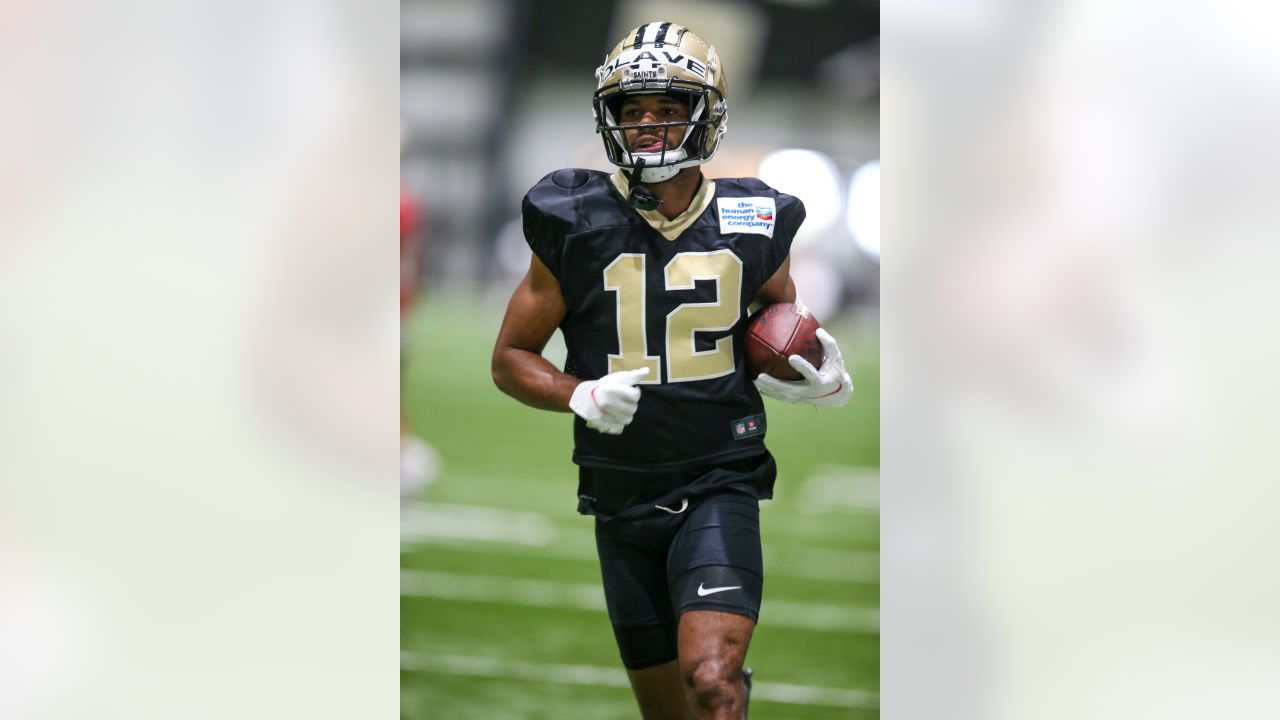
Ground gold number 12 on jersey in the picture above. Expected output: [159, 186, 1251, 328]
[603, 249, 743, 383]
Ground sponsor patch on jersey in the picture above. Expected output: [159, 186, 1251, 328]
[718, 197, 776, 237]
[730, 413, 766, 440]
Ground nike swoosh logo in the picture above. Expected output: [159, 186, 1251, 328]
[697, 583, 742, 597]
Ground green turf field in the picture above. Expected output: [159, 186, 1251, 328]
[402, 291, 879, 719]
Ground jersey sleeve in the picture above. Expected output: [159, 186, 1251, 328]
[762, 191, 805, 282]
[521, 169, 602, 281]
[521, 194, 567, 280]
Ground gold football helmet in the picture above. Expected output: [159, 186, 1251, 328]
[593, 22, 728, 184]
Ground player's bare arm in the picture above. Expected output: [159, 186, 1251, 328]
[493, 254, 648, 435]
[491, 253, 575, 412]
[754, 256, 797, 307]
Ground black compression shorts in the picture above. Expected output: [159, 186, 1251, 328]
[594, 491, 763, 670]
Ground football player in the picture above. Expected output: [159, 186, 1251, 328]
[492, 21, 853, 719]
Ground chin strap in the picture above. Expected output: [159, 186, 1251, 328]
[625, 158, 662, 211]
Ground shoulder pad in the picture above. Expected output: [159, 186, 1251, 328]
[522, 169, 615, 278]
[524, 169, 613, 221]
[551, 168, 591, 189]
[714, 176, 780, 198]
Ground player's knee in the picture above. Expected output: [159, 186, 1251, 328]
[682, 655, 741, 710]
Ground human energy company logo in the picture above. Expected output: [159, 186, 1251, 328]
[717, 197, 776, 237]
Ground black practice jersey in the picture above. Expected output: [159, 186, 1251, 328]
[523, 168, 805, 473]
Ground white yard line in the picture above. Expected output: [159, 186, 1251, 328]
[400, 570, 879, 634]
[401, 500, 880, 583]
[401, 534, 880, 584]
[401, 651, 879, 710]
[767, 545, 880, 584]
[798, 465, 881, 513]
[400, 502, 555, 546]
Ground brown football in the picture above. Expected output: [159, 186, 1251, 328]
[744, 303, 824, 380]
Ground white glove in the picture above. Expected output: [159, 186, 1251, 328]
[754, 328, 853, 407]
[568, 367, 650, 434]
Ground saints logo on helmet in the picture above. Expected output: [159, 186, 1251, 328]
[593, 22, 729, 184]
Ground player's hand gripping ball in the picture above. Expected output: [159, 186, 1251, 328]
[749, 303, 854, 408]
[744, 303, 824, 381]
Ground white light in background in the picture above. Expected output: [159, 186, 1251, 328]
[846, 160, 880, 260]
[758, 149, 843, 245]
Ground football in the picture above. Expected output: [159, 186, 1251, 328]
[744, 303, 824, 380]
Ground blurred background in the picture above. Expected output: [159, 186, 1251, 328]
[400, 0, 881, 717]
[9, 0, 1278, 718]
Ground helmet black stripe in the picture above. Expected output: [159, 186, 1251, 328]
[653, 21, 672, 47]
[632, 23, 648, 49]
